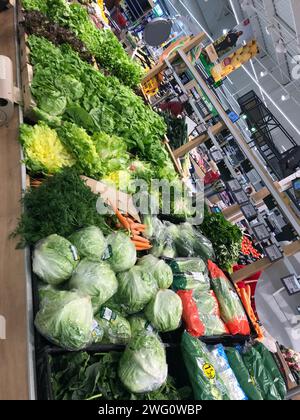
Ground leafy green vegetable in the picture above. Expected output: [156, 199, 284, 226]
[13, 168, 111, 247]
[69, 259, 118, 314]
[106, 232, 137, 273]
[119, 333, 168, 394]
[35, 290, 93, 350]
[50, 351, 190, 400]
[19, 122, 75, 174]
[137, 255, 173, 290]
[116, 267, 157, 315]
[33, 234, 79, 285]
[200, 213, 242, 271]
[94, 308, 131, 345]
[68, 226, 106, 261]
[144, 290, 183, 333]
[128, 315, 153, 336]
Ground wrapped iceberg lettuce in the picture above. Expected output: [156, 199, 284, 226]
[69, 259, 118, 313]
[138, 255, 173, 290]
[116, 266, 157, 314]
[106, 232, 137, 273]
[68, 226, 106, 261]
[118, 332, 168, 394]
[93, 307, 131, 345]
[33, 234, 79, 285]
[129, 315, 154, 336]
[145, 289, 183, 332]
[35, 290, 93, 350]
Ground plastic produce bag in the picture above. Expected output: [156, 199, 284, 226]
[225, 347, 263, 400]
[106, 232, 137, 273]
[35, 290, 94, 350]
[150, 222, 177, 259]
[128, 315, 154, 336]
[137, 255, 173, 290]
[207, 260, 250, 336]
[178, 290, 228, 337]
[168, 258, 207, 274]
[241, 344, 282, 400]
[175, 223, 215, 260]
[254, 342, 287, 400]
[208, 344, 247, 400]
[168, 258, 210, 292]
[181, 331, 230, 400]
[118, 332, 168, 394]
[94, 307, 131, 345]
[68, 226, 106, 261]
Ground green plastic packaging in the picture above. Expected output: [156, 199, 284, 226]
[225, 347, 264, 400]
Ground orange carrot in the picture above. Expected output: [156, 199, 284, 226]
[246, 285, 251, 300]
[131, 235, 149, 244]
[115, 208, 130, 230]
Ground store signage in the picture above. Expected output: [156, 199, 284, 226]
[281, 275, 300, 296]
[205, 19, 254, 63]
[241, 203, 257, 221]
[265, 244, 283, 262]
[226, 110, 240, 123]
[233, 190, 249, 205]
[252, 223, 270, 241]
[211, 40, 259, 83]
[227, 179, 241, 192]
[210, 150, 223, 163]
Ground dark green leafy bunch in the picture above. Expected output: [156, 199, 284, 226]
[22, 0, 144, 88]
[50, 352, 191, 401]
[13, 168, 112, 247]
[199, 212, 243, 272]
[162, 111, 188, 150]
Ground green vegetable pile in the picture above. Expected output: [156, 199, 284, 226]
[22, 0, 144, 87]
[50, 350, 191, 400]
[200, 212, 243, 272]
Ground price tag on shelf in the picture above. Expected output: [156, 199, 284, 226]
[252, 223, 270, 241]
[241, 203, 257, 221]
[264, 244, 283, 262]
[281, 274, 300, 296]
[233, 190, 249, 205]
[227, 179, 241, 192]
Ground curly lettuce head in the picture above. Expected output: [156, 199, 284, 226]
[69, 226, 107, 261]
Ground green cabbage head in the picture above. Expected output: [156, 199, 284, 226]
[116, 266, 157, 314]
[35, 290, 93, 350]
[94, 308, 131, 345]
[129, 315, 154, 336]
[69, 226, 107, 261]
[138, 255, 173, 289]
[145, 290, 183, 332]
[69, 259, 118, 313]
[33, 234, 79, 285]
[118, 332, 168, 394]
[106, 232, 137, 273]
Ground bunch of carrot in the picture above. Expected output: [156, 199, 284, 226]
[113, 207, 152, 252]
[236, 284, 264, 341]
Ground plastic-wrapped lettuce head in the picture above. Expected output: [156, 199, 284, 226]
[94, 307, 131, 345]
[69, 259, 118, 314]
[106, 232, 137, 273]
[116, 266, 157, 314]
[129, 315, 154, 337]
[68, 226, 107, 261]
[145, 290, 183, 332]
[118, 332, 168, 394]
[33, 234, 79, 285]
[138, 255, 173, 290]
[35, 290, 93, 350]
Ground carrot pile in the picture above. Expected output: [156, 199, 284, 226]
[113, 207, 152, 251]
[236, 284, 264, 341]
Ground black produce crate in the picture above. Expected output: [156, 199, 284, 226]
[36, 345, 191, 401]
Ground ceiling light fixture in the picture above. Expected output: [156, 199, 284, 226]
[260, 70, 268, 77]
[223, 29, 229, 35]
[275, 39, 287, 54]
[265, 25, 274, 35]
[281, 93, 290, 101]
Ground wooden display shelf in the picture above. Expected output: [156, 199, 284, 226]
[142, 32, 207, 84]
[173, 121, 225, 159]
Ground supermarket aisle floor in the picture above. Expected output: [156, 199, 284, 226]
[0, 6, 29, 400]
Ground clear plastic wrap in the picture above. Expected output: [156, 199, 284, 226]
[137, 255, 173, 290]
[93, 307, 131, 345]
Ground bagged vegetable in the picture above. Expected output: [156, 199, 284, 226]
[118, 332, 168, 394]
[138, 255, 173, 290]
[116, 266, 157, 314]
[151, 225, 177, 259]
[144, 290, 183, 333]
[68, 226, 106, 261]
[106, 232, 137, 273]
[181, 331, 229, 400]
[142, 215, 163, 240]
[241, 344, 282, 400]
[207, 260, 250, 336]
[69, 259, 118, 313]
[225, 347, 264, 400]
[35, 290, 93, 350]
[175, 223, 215, 260]
[33, 234, 79, 285]
[173, 272, 210, 292]
[94, 307, 131, 345]
[178, 290, 228, 337]
[254, 342, 286, 400]
[129, 315, 154, 336]
[168, 258, 207, 274]
[208, 344, 247, 400]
